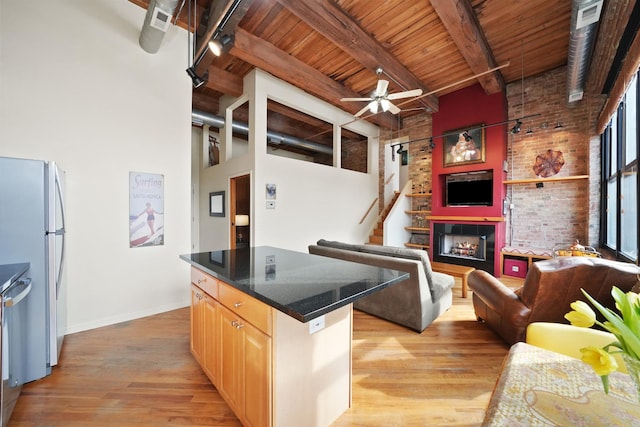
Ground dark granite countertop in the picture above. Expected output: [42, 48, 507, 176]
[0, 262, 30, 294]
[180, 246, 409, 323]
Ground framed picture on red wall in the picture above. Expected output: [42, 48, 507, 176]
[443, 124, 485, 167]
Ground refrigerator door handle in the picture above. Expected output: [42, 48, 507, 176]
[4, 278, 32, 308]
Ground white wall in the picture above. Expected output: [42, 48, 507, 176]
[0, 0, 192, 333]
[196, 69, 381, 254]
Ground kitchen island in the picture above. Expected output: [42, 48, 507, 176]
[180, 246, 409, 427]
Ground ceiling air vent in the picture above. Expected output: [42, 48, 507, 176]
[575, 0, 603, 29]
[149, 7, 172, 32]
[569, 90, 584, 102]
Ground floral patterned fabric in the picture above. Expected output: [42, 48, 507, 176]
[483, 342, 640, 426]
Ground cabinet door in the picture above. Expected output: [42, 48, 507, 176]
[202, 296, 218, 383]
[218, 304, 244, 414]
[243, 325, 271, 427]
[219, 304, 271, 427]
[190, 285, 205, 364]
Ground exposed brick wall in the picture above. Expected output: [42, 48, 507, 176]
[379, 66, 606, 251]
[341, 137, 367, 173]
[505, 66, 604, 250]
[379, 112, 433, 227]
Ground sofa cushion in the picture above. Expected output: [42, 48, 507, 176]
[316, 239, 362, 252]
[355, 245, 435, 289]
[431, 272, 455, 300]
[316, 239, 435, 293]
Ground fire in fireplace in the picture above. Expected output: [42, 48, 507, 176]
[441, 234, 486, 260]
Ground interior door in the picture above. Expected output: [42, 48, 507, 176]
[230, 175, 251, 249]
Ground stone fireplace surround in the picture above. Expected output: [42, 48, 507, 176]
[432, 223, 496, 275]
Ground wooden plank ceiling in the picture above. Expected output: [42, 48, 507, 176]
[131, 0, 632, 152]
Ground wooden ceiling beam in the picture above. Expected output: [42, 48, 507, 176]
[230, 28, 397, 129]
[275, 0, 439, 112]
[430, 0, 505, 94]
[200, 65, 244, 96]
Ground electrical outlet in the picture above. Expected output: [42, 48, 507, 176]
[309, 315, 325, 334]
[266, 200, 275, 209]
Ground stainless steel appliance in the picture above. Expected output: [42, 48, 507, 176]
[0, 157, 66, 388]
[0, 263, 32, 427]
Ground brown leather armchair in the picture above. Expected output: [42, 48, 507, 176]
[469, 256, 640, 345]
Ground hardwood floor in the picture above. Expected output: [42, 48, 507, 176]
[10, 277, 519, 426]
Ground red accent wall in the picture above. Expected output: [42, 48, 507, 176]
[431, 83, 508, 217]
[431, 84, 508, 276]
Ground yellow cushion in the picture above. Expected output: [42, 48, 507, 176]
[526, 322, 627, 373]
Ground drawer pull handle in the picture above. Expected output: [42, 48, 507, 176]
[234, 302, 243, 308]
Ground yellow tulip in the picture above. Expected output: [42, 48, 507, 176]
[580, 346, 618, 377]
[565, 300, 596, 327]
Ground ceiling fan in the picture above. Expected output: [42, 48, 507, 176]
[340, 68, 423, 117]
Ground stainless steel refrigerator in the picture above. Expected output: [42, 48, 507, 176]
[0, 156, 66, 384]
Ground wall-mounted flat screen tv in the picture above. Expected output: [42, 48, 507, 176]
[445, 170, 493, 206]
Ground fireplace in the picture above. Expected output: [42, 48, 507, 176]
[433, 223, 495, 274]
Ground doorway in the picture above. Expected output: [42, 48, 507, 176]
[230, 174, 251, 249]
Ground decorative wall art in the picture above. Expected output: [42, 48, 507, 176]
[266, 183, 276, 199]
[209, 191, 225, 217]
[533, 149, 565, 177]
[443, 124, 485, 167]
[129, 172, 164, 248]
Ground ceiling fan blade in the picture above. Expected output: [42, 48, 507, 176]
[340, 97, 374, 102]
[354, 103, 373, 117]
[375, 79, 389, 96]
[387, 101, 401, 115]
[387, 88, 423, 100]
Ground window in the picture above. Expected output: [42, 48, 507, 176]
[601, 69, 639, 263]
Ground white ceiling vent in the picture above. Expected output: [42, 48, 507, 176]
[149, 7, 172, 32]
[575, 0, 603, 29]
[569, 90, 584, 102]
[139, 0, 180, 53]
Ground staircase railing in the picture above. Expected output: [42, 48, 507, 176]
[359, 198, 379, 225]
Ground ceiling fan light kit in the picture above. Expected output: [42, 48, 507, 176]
[341, 68, 422, 118]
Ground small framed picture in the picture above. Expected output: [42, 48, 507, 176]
[209, 191, 225, 217]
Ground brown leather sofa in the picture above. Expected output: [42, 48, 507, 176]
[469, 256, 640, 345]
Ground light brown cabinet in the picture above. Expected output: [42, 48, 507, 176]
[218, 303, 271, 427]
[189, 266, 351, 427]
[191, 269, 272, 427]
[190, 285, 219, 382]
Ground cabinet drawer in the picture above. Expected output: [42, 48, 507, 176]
[191, 267, 218, 298]
[218, 282, 272, 336]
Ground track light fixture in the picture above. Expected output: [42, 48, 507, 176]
[208, 34, 234, 56]
[185, 0, 207, 88]
[462, 131, 471, 141]
[429, 138, 435, 149]
[510, 120, 522, 134]
[396, 144, 404, 154]
[186, 66, 206, 88]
